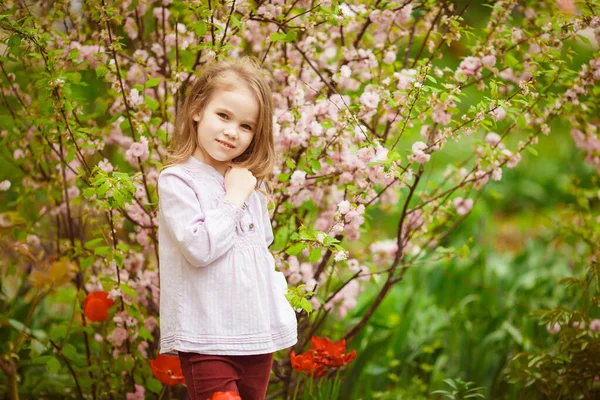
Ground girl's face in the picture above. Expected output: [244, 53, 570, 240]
[192, 84, 259, 176]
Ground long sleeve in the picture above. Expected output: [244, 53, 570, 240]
[158, 169, 244, 267]
[259, 191, 274, 247]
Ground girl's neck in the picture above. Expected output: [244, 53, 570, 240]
[192, 149, 227, 177]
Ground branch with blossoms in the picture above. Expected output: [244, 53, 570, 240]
[0, 0, 599, 399]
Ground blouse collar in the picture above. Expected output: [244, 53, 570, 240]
[184, 156, 225, 184]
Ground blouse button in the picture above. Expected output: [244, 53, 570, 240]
[249, 223, 254, 230]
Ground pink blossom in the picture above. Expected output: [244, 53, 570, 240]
[125, 136, 149, 165]
[383, 50, 396, 65]
[485, 132, 502, 147]
[458, 57, 482, 78]
[395, 4, 412, 24]
[144, 316, 158, 332]
[153, 7, 171, 23]
[0, 180, 10, 191]
[546, 322, 561, 335]
[482, 55, 496, 67]
[504, 150, 521, 168]
[490, 107, 506, 122]
[557, 0, 577, 14]
[334, 251, 348, 262]
[98, 158, 114, 173]
[453, 197, 474, 216]
[491, 168, 503, 181]
[432, 104, 451, 125]
[110, 327, 128, 347]
[572, 321, 585, 329]
[473, 170, 489, 189]
[411, 141, 430, 164]
[126, 384, 145, 400]
[124, 17, 138, 40]
[13, 149, 25, 159]
[337, 200, 351, 214]
[340, 65, 351, 78]
[128, 88, 144, 107]
[290, 170, 307, 186]
[589, 319, 600, 332]
[27, 235, 40, 248]
[512, 28, 523, 42]
[359, 90, 380, 109]
[394, 69, 417, 90]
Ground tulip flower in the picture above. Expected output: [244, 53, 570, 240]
[83, 291, 115, 322]
[212, 392, 242, 400]
[290, 350, 326, 377]
[310, 336, 357, 368]
[290, 336, 356, 377]
[150, 354, 186, 386]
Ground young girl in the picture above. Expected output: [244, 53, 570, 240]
[157, 58, 297, 400]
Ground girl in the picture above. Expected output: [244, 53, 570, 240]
[157, 57, 298, 400]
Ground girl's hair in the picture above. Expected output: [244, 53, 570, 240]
[161, 56, 276, 203]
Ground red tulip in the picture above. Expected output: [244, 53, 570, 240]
[290, 350, 326, 377]
[83, 291, 114, 322]
[212, 392, 242, 400]
[290, 336, 357, 378]
[150, 354, 186, 386]
[310, 336, 356, 367]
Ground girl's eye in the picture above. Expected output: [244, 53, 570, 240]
[217, 112, 228, 120]
[241, 124, 252, 131]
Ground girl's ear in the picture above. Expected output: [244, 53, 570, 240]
[192, 114, 200, 122]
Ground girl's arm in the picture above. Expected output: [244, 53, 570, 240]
[158, 169, 244, 267]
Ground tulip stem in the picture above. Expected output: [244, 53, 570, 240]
[292, 374, 301, 400]
[158, 385, 167, 399]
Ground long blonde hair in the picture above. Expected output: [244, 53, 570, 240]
[162, 56, 276, 203]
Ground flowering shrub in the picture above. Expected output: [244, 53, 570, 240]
[509, 178, 600, 398]
[0, 0, 599, 398]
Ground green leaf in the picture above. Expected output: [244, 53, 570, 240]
[285, 159, 296, 169]
[49, 325, 68, 342]
[577, 34, 591, 45]
[147, 377, 162, 393]
[62, 343, 78, 360]
[230, 15, 241, 30]
[146, 77, 161, 87]
[86, 238, 105, 248]
[286, 242, 306, 256]
[299, 298, 313, 314]
[145, 96, 159, 111]
[195, 22, 207, 37]
[526, 146, 538, 156]
[310, 158, 321, 172]
[309, 247, 322, 263]
[95, 65, 108, 78]
[270, 32, 286, 42]
[94, 246, 112, 256]
[47, 357, 61, 373]
[120, 283, 137, 298]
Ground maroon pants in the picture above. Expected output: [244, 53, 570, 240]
[178, 352, 273, 400]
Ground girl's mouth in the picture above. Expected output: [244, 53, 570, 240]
[216, 139, 235, 149]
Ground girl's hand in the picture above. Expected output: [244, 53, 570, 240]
[224, 167, 257, 207]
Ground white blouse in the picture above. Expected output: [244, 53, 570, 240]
[157, 156, 297, 356]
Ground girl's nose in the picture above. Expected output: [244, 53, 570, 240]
[224, 127, 237, 138]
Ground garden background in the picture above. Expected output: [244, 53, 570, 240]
[1, 0, 599, 399]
